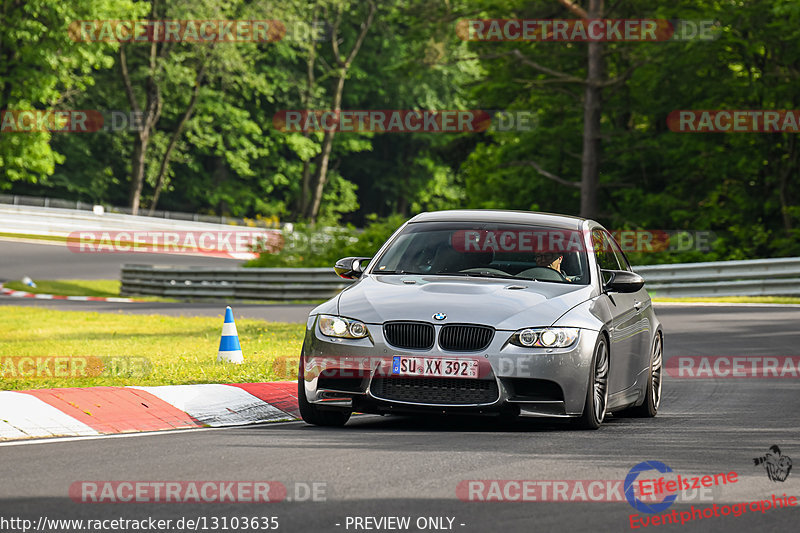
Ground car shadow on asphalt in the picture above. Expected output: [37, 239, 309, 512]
[245, 413, 636, 434]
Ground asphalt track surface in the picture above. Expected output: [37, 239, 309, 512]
[2, 305, 799, 533]
[0, 240, 241, 281]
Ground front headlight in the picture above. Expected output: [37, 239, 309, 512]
[510, 327, 580, 348]
[319, 315, 369, 339]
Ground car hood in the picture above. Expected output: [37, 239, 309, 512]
[337, 274, 595, 330]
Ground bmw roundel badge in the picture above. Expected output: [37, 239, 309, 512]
[433, 312, 446, 321]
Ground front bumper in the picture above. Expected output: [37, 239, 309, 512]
[301, 317, 600, 417]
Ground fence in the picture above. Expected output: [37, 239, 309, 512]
[120, 257, 800, 301]
[0, 204, 281, 251]
[0, 193, 278, 228]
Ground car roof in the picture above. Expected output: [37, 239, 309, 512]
[408, 209, 589, 230]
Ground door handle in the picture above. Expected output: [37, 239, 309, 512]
[633, 300, 643, 311]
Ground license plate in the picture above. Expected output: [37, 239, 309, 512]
[391, 356, 478, 378]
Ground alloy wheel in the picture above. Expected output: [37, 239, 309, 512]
[593, 341, 609, 423]
[651, 335, 663, 410]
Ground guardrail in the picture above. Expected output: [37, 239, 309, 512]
[121, 265, 352, 300]
[120, 257, 800, 301]
[0, 193, 279, 228]
[0, 205, 281, 260]
[634, 257, 800, 298]
[0, 204, 281, 238]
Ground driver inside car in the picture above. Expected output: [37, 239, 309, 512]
[535, 252, 564, 273]
[536, 252, 577, 282]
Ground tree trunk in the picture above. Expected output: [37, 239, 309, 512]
[122, 0, 162, 215]
[306, 74, 345, 222]
[124, 70, 161, 215]
[778, 134, 796, 234]
[304, 0, 375, 223]
[295, 10, 319, 219]
[147, 61, 207, 215]
[579, 0, 604, 219]
[129, 134, 149, 214]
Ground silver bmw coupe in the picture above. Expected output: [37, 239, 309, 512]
[298, 210, 663, 429]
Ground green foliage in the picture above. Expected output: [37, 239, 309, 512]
[455, 0, 800, 261]
[345, 213, 409, 256]
[0, 0, 144, 187]
[246, 214, 407, 267]
[2, 0, 799, 263]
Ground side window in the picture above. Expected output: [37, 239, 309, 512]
[604, 231, 632, 272]
[592, 229, 621, 285]
[592, 229, 621, 271]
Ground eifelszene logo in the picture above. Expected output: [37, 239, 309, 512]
[625, 461, 677, 514]
[753, 445, 792, 482]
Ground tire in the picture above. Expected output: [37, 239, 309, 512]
[297, 352, 352, 427]
[620, 333, 663, 418]
[575, 335, 609, 430]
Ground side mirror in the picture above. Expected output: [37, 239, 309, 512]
[602, 269, 645, 293]
[334, 257, 371, 279]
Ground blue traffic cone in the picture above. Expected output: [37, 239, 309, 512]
[217, 306, 244, 363]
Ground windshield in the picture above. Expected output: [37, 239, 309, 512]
[371, 221, 590, 285]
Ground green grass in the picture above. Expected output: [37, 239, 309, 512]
[0, 306, 304, 390]
[652, 296, 800, 304]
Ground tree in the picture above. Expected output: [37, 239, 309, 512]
[0, 0, 143, 188]
[304, 0, 376, 223]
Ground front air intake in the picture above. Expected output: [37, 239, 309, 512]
[438, 324, 494, 352]
[383, 321, 435, 350]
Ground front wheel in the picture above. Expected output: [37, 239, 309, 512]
[575, 336, 609, 430]
[297, 354, 351, 427]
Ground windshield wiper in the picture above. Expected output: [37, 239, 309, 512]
[436, 271, 519, 280]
